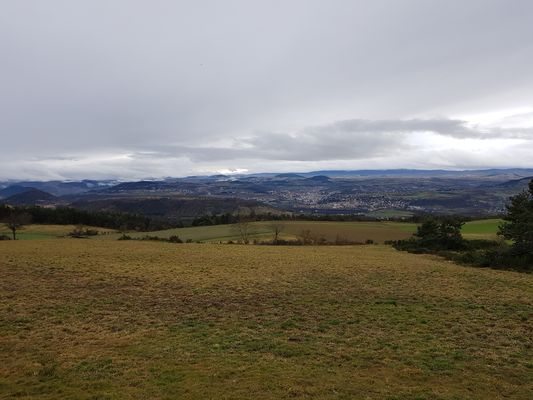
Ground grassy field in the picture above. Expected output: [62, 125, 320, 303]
[103, 219, 502, 243]
[112, 220, 418, 243]
[1, 219, 502, 243]
[461, 218, 503, 240]
[122, 221, 416, 243]
[1, 240, 531, 399]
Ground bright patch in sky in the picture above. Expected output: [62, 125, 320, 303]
[458, 107, 533, 128]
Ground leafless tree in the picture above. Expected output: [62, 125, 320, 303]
[299, 229, 313, 245]
[4, 212, 32, 240]
[298, 229, 327, 245]
[268, 222, 285, 243]
[233, 216, 256, 244]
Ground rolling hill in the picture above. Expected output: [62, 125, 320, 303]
[4, 188, 56, 205]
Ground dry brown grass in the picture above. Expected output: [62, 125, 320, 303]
[0, 240, 531, 399]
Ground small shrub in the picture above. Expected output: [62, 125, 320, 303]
[275, 239, 302, 246]
[69, 226, 99, 238]
[140, 235, 166, 241]
[0, 234, 11, 240]
[168, 235, 183, 243]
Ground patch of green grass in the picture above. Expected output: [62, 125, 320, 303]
[461, 219, 503, 240]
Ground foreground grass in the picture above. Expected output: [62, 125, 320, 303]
[1, 241, 531, 399]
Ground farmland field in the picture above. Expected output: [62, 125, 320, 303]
[97, 219, 501, 243]
[1, 219, 501, 243]
[114, 220, 418, 243]
[461, 218, 503, 240]
[1, 240, 531, 399]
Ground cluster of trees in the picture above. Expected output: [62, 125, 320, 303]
[192, 212, 248, 226]
[192, 211, 291, 229]
[118, 234, 190, 243]
[393, 179, 533, 270]
[191, 211, 427, 227]
[0, 205, 182, 239]
[394, 216, 467, 252]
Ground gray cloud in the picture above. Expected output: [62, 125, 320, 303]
[154, 117, 533, 163]
[1, 1, 533, 179]
[170, 130, 406, 162]
[303, 119, 479, 138]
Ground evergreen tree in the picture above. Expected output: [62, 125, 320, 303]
[499, 179, 533, 256]
[415, 216, 465, 250]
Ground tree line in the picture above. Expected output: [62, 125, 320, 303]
[189, 210, 466, 227]
[0, 204, 182, 237]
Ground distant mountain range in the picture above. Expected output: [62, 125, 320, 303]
[0, 180, 118, 197]
[1, 169, 532, 218]
[2, 168, 533, 195]
[239, 168, 533, 179]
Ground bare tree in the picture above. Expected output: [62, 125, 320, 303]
[299, 229, 313, 245]
[4, 212, 32, 240]
[298, 229, 327, 245]
[268, 222, 285, 243]
[232, 216, 256, 244]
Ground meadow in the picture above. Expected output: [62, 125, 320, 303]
[0, 219, 502, 243]
[460, 218, 502, 240]
[105, 219, 501, 243]
[1, 240, 531, 399]
[117, 220, 418, 243]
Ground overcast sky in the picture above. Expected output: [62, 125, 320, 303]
[1, 0, 533, 180]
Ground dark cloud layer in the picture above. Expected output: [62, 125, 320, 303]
[1, 1, 533, 179]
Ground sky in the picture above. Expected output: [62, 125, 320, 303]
[1, 0, 533, 180]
